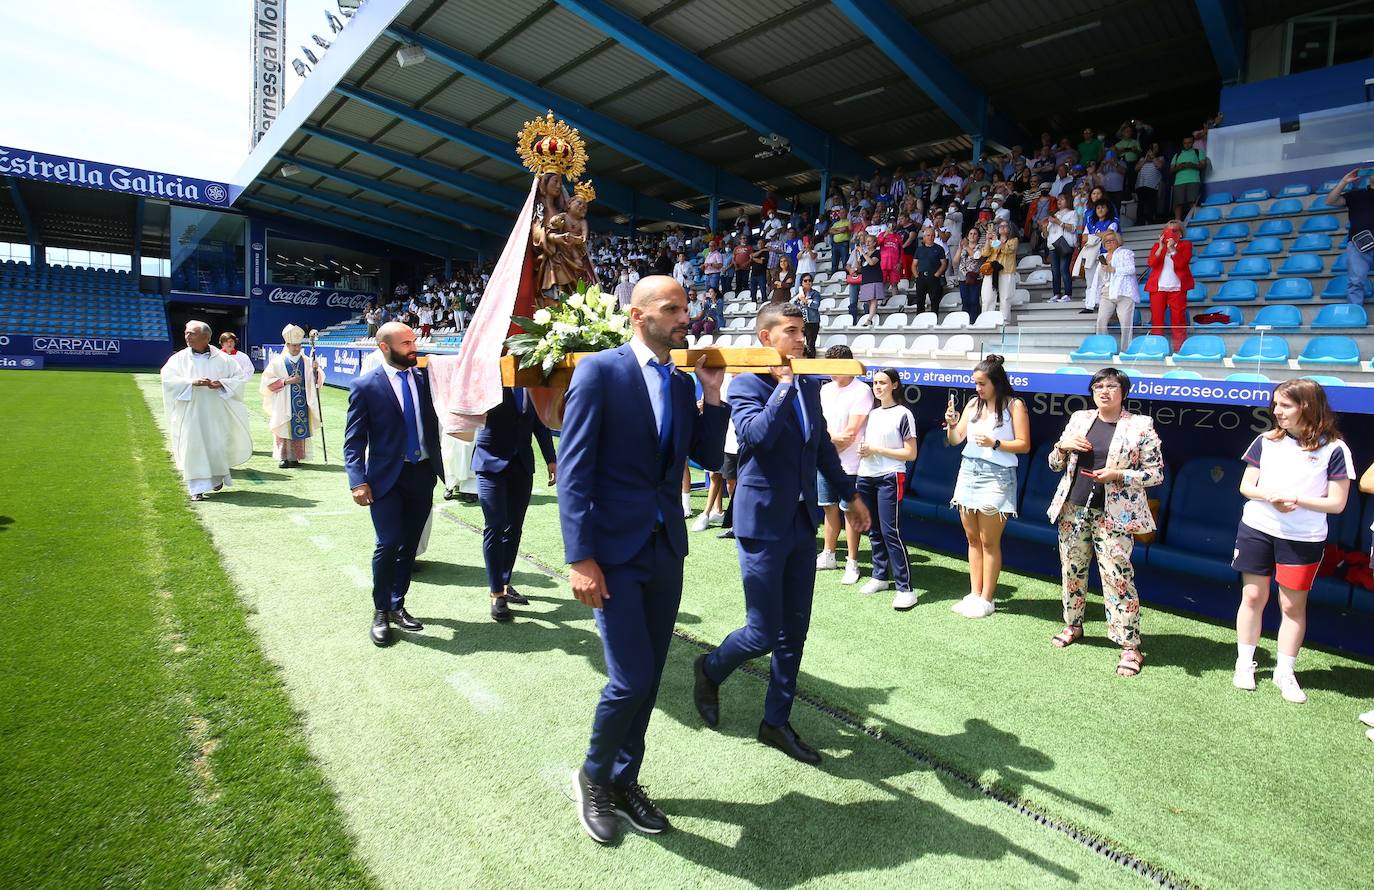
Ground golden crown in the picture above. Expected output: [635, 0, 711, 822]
[516, 111, 588, 180]
[573, 180, 597, 204]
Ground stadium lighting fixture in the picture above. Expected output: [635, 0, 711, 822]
[312, 34, 332, 50]
[302, 46, 320, 66]
[337, 0, 360, 16]
[1077, 93, 1148, 113]
[710, 128, 748, 144]
[292, 59, 310, 77]
[1020, 20, 1101, 50]
[396, 44, 427, 68]
[834, 87, 885, 106]
[279, 163, 302, 178]
[326, 10, 344, 34]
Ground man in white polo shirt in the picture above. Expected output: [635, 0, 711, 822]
[815, 345, 872, 584]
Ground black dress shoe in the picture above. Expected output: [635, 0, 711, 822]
[693, 653, 720, 728]
[458, 493, 478, 504]
[443, 487, 458, 501]
[717, 529, 735, 540]
[572, 767, 620, 844]
[613, 782, 671, 833]
[370, 610, 393, 647]
[503, 587, 530, 605]
[491, 596, 514, 623]
[758, 721, 822, 766]
[279, 459, 290, 469]
[389, 608, 423, 632]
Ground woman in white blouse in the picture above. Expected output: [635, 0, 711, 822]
[1093, 230, 1139, 348]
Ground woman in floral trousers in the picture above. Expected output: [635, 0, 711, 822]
[1045, 368, 1163, 677]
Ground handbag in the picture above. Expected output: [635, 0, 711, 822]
[1353, 229, 1374, 253]
[846, 271, 863, 284]
[978, 261, 994, 277]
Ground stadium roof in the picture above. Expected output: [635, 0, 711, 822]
[234, 0, 1279, 258]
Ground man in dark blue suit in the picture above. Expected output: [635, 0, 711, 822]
[558, 276, 728, 844]
[693, 303, 871, 764]
[345, 322, 445, 647]
[474, 385, 556, 622]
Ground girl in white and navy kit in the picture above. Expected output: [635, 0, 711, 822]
[857, 368, 919, 610]
[1233, 378, 1351, 704]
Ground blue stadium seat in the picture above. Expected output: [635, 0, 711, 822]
[1200, 240, 1237, 259]
[1148, 457, 1247, 583]
[905, 429, 963, 520]
[1231, 258, 1272, 277]
[1243, 236, 1283, 256]
[1197, 305, 1243, 326]
[1192, 259, 1225, 279]
[1228, 203, 1261, 219]
[1055, 366, 1092, 374]
[1332, 253, 1348, 274]
[1311, 304, 1368, 327]
[1298, 335, 1361, 364]
[1191, 207, 1222, 224]
[1186, 283, 1209, 303]
[1172, 334, 1227, 363]
[1239, 188, 1270, 201]
[1162, 369, 1203, 379]
[1226, 372, 1272, 382]
[1304, 374, 1346, 386]
[1215, 280, 1258, 302]
[1119, 334, 1171, 362]
[1277, 254, 1324, 276]
[1005, 442, 1064, 548]
[1230, 335, 1289, 363]
[1265, 197, 1304, 216]
[1290, 233, 1333, 252]
[1069, 334, 1117, 361]
[1278, 183, 1311, 197]
[1265, 278, 1314, 300]
[1201, 191, 1233, 206]
[1300, 214, 1341, 234]
[1250, 304, 1302, 329]
[1318, 179, 1341, 193]
[1321, 277, 1352, 299]
[1215, 222, 1251, 240]
[1184, 226, 1210, 243]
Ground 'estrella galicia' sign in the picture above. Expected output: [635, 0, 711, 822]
[0, 145, 235, 208]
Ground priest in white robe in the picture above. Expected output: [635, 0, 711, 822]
[260, 324, 324, 468]
[160, 320, 253, 501]
[219, 331, 255, 380]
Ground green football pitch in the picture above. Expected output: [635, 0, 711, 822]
[2, 370, 1371, 888]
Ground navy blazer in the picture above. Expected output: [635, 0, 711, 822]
[557, 343, 729, 566]
[344, 364, 445, 499]
[730, 372, 855, 541]
[473, 387, 557, 475]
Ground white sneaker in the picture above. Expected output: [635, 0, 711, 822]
[840, 561, 860, 585]
[1359, 709, 1374, 728]
[859, 578, 891, 595]
[1367, 728, 1374, 744]
[815, 550, 837, 570]
[691, 513, 712, 532]
[708, 511, 725, 526]
[965, 598, 995, 619]
[892, 589, 918, 611]
[951, 593, 979, 615]
[1273, 672, 1307, 704]
[1232, 660, 1257, 691]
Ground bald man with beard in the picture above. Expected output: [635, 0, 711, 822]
[345, 322, 445, 647]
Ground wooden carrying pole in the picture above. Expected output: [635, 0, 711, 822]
[500, 348, 865, 388]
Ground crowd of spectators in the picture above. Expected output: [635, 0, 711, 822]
[362, 270, 491, 340]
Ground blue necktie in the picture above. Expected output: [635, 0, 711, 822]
[398, 369, 422, 463]
[513, 387, 526, 414]
[648, 360, 674, 454]
[793, 385, 809, 440]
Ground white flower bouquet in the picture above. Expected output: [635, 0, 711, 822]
[504, 283, 632, 379]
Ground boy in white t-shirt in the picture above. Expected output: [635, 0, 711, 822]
[815, 346, 872, 583]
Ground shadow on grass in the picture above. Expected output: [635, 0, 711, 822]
[209, 490, 319, 508]
[235, 467, 290, 482]
[0, 515, 12, 533]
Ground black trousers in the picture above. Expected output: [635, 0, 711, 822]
[912, 275, 943, 315]
[803, 321, 819, 357]
[477, 466, 533, 594]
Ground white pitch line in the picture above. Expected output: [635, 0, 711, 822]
[310, 534, 336, 553]
[344, 565, 371, 590]
[446, 670, 506, 714]
[288, 513, 310, 526]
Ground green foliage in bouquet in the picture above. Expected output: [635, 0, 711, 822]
[504, 281, 632, 378]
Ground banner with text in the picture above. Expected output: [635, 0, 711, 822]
[250, 0, 287, 147]
[247, 284, 374, 346]
[0, 145, 234, 208]
[0, 334, 171, 368]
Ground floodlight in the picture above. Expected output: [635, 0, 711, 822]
[292, 58, 309, 77]
[302, 46, 320, 66]
[279, 164, 302, 178]
[312, 34, 331, 50]
[337, 0, 361, 17]
[325, 10, 344, 34]
[395, 44, 427, 68]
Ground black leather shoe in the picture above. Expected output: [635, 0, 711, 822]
[613, 782, 671, 833]
[458, 493, 478, 504]
[758, 721, 822, 766]
[443, 487, 458, 501]
[370, 610, 392, 647]
[572, 767, 620, 844]
[279, 459, 290, 469]
[717, 529, 735, 540]
[503, 587, 530, 605]
[491, 596, 514, 623]
[389, 608, 423, 632]
[693, 653, 720, 728]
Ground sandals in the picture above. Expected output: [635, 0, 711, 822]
[1050, 625, 1083, 648]
[1116, 648, 1144, 678]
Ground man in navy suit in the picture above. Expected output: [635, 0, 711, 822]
[474, 385, 556, 622]
[693, 303, 871, 764]
[345, 322, 445, 647]
[558, 276, 728, 844]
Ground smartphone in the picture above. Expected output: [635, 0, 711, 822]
[1079, 469, 1097, 479]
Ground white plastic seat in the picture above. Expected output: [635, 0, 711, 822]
[724, 303, 740, 316]
[728, 317, 749, 330]
[695, 334, 714, 348]
[939, 311, 970, 330]
[910, 312, 938, 330]
[821, 333, 848, 350]
[939, 293, 962, 311]
[971, 310, 1004, 330]
[714, 334, 735, 348]
[722, 290, 736, 301]
[1011, 288, 1030, 307]
[849, 333, 877, 354]
[818, 315, 833, 329]
[1017, 254, 1046, 271]
[903, 334, 940, 356]
[881, 294, 905, 309]
[897, 279, 912, 292]
[743, 301, 759, 314]
[1020, 269, 1051, 286]
[876, 333, 908, 354]
[880, 312, 908, 329]
[818, 297, 838, 312]
[935, 333, 975, 356]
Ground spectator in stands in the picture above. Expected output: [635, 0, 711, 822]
[1170, 134, 1209, 219]
[1047, 367, 1162, 677]
[704, 287, 726, 333]
[613, 269, 635, 309]
[1114, 124, 1143, 194]
[935, 163, 963, 203]
[1043, 194, 1080, 304]
[792, 274, 821, 357]
[761, 208, 784, 240]
[945, 354, 1030, 618]
[1100, 153, 1126, 211]
[769, 255, 796, 305]
[703, 242, 725, 293]
[796, 237, 817, 282]
[1093, 230, 1139, 348]
[846, 238, 864, 326]
[686, 289, 712, 338]
[673, 252, 695, 290]
[896, 213, 919, 281]
[856, 368, 919, 609]
[877, 224, 904, 297]
[1133, 145, 1165, 226]
[1053, 138, 1078, 169]
[816, 345, 871, 585]
[979, 220, 1018, 321]
[855, 234, 884, 328]
[748, 237, 770, 300]
[219, 332, 254, 379]
[1049, 163, 1075, 198]
[953, 228, 984, 319]
[417, 303, 434, 339]
[1233, 379, 1351, 704]
[910, 227, 947, 317]
[1145, 221, 1194, 351]
[784, 227, 802, 268]
[729, 237, 752, 294]
[364, 305, 380, 339]
[1326, 168, 1374, 305]
[1078, 198, 1121, 315]
[828, 206, 852, 274]
[1076, 128, 1103, 166]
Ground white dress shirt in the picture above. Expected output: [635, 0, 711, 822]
[379, 360, 428, 460]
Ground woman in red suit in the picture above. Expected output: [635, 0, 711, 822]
[1145, 220, 1194, 351]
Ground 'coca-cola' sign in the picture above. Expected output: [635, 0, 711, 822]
[266, 287, 371, 310]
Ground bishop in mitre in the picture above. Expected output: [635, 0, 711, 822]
[260, 324, 324, 468]
[160, 320, 253, 501]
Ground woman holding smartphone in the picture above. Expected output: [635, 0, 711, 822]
[1232, 379, 1351, 704]
[1045, 368, 1163, 676]
[856, 369, 919, 610]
